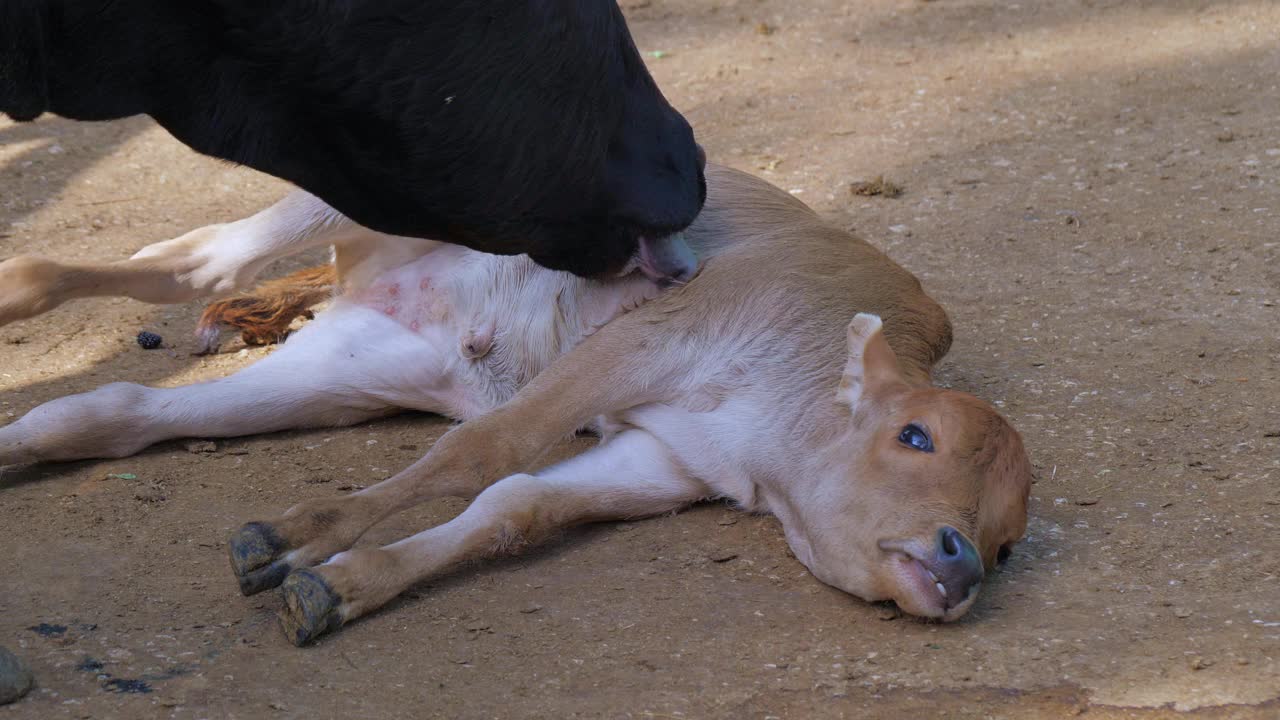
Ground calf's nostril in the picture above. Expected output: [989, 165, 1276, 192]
[932, 526, 984, 607]
[939, 526, 963, 557]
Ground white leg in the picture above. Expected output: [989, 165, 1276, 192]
[277, 429, 710, 643]
[0, 304, 465, 466]
[0, 191, 413, 327]
[126, 189, 358, 296]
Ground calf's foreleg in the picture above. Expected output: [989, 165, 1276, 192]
[228, 308, 690, 594]
[277, 429, 708, 645]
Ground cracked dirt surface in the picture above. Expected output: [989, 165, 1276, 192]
[1, 0, 1278, 717]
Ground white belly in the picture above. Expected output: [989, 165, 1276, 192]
[617, 398, 777, 513]
[331, 244, 664, 423]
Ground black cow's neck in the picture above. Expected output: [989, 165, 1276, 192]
[0, 0, 51, 121]
[38, 0, 183, 121]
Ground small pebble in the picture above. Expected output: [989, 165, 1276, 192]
[1075, 497, 1100, 506]
[519, 604, 543, 615]
[709, 551, 738, 563]
[0, 646, 34, 705]
[136, 331, 163, 350]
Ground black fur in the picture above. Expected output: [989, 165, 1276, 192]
[0, 0, 706, 277]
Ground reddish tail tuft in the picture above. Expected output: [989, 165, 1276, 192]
[195, 265, 336, 354]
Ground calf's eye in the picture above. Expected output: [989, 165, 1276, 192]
[897, 423, 934, 452]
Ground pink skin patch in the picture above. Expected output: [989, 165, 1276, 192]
[350, 250, 457, 335]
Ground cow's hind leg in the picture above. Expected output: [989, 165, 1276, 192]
[276, 429, 709, 645]
[0, 304, 452, 469]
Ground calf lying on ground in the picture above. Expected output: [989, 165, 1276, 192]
[0, 165, 1031, 645]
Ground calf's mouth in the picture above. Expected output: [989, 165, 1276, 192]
[879, 527, 986, 622]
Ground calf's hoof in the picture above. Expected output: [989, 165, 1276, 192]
[279, 569, 345, 647]
[229, 522, 292, 595]
[0, 646, 34, 705]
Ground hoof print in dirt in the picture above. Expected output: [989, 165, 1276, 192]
[228, 522, 291, 595]
[279, 569, 345, 647]
[0, 646, 34, 705]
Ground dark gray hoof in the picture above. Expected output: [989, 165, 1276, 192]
[228, 522, 289, 595]
[0, 646, 34, 705]
[237, 559, 294, 596]
[279, 569, 344, 647]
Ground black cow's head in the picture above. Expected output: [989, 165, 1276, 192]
[527, 99, 708, 285]
[1, 0, 708, 282]
[464, 1, 709, 284]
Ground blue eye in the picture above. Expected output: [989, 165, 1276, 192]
[897, 424, 934, 452]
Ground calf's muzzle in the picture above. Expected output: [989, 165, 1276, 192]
[931, 526, 984, 609]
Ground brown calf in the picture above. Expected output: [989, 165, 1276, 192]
[0, 165, 1031, 645]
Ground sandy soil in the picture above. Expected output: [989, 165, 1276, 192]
[2, 0, 1278, 717]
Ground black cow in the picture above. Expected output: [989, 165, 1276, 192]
[0, 0, 706, 282]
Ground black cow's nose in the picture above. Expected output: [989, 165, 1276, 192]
[636, 233, 698, 287]
[656, 260, 696, 288]
[933, 526, 984, 607]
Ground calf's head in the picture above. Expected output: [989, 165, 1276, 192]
[783, 314, 1031, 621]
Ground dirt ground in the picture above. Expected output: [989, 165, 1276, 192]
[2, 0, 1278, 717]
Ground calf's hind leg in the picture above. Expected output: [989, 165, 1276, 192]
[0, 305, 447, 467]
[0, 190, 354, 328]
[277, 429, 709, 646]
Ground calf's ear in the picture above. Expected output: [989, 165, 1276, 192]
[837, 313, 902, 407]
